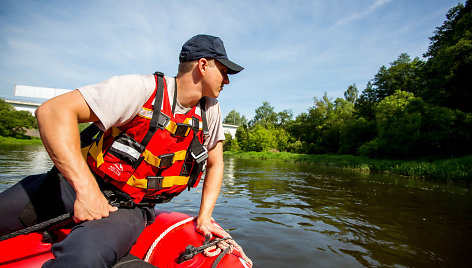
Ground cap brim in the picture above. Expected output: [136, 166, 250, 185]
[216, 58, 244, 74]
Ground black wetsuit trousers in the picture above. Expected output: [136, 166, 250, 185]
[0, 169, 155, 268]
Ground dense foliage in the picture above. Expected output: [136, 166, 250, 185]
[0, 99, 38, 138]
[223, 109, 247, 125]
[224, 1, 472, 160]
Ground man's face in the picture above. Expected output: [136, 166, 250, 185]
[202, 60, 229, 98]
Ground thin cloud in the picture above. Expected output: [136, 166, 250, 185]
[332, 0, 393, 28]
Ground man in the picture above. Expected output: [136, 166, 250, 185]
[0, 34, 243, 267]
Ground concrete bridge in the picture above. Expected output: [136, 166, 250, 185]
[6, 85, 239, 137]
[4, 99, 41, 114]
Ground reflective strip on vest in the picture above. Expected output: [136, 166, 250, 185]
[126, 175, 191, 189]
[142, 149, 187, 168]
[111, 142, 141, 161]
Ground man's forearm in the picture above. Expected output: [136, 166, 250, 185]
[197, 141, 224, 222]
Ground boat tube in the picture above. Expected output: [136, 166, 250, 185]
[0, 210, 252, 267]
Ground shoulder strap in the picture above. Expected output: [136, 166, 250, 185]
[141, 72, 165, 147]
[199, 98, 209, 136]
[172, 77, 178, 115]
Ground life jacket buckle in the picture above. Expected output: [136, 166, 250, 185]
[158, 153, 175, 168]
[191, 117, 200, 131]
[173, 123, 192, 137]
[146, 176, 164, 190]
[157, 112, 171, 129]
[190, 146, 208, 164]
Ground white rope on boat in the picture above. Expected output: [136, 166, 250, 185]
[144, 216, 195, 262]
[143, 216, 253, 267]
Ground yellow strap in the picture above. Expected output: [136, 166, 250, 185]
[126, 175, 190, 189]
[162, 176, 191, 188]
[81, 145, 92, 161]
[142, 149, 187, 168]
[111, 127, 121, 138]
[88, 135, 105, 167]
[166, 118, 203, 136]
[82, 128, 120, 166]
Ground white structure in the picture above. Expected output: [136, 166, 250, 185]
[222, 123, 238, 138]
[4, 99, 41, 114]
[8, 85, 239, 136]
[14, 85, 71, 99]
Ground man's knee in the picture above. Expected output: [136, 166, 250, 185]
[46, 208, 147, 267]
[46, 227, 120, 267]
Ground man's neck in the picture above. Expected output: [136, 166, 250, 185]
[175, 75, 202, 108]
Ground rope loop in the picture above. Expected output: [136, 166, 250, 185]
[178, 235, 253, 268]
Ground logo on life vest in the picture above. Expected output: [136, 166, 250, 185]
[108, 163, 124, 176]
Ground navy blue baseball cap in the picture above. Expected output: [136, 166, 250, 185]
[179, 34, 244, 74]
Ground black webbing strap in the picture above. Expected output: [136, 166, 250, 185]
[172, 77, 178, 115]
[200, 98, 209, 136]
[141, 72, 165, 147]
[79, 123, 102, 148]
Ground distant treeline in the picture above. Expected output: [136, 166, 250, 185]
[224, 1, 472, 160]
[0, 99, 38, 139]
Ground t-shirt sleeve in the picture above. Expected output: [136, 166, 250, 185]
[77, 74, 154, 131]
[203, 97, 225, 150]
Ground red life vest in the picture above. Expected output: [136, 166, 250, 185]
[81, 72, 209, 203]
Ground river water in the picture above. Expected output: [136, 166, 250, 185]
[1, 144, 471, 267]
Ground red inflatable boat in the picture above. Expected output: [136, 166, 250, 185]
[0, 210, 252, 267]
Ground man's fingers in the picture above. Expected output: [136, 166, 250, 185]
[109, 205, 118, 212]
[212, 227, 229, 238]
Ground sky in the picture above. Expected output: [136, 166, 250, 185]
[0, 0, 465, 120]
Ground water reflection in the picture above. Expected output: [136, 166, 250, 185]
[217, 157, 472, 267]
[1, 146, 471, 267]
[0, 144, 53, 191]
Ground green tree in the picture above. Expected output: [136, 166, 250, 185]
[339, 117, 376, 155]
[344, 84, 358, 104]
[249, 101, 277, 126]
[287, 88, 357, 154]
[373, 91, 421, 158]
[276, 109, 293, 128]
[247, 125, 278, 151]
[421, 1, 472, 112]
[223, 109, 247, 125]
[249, 101, 277, 127]
[355, 81, 376, 120]
[371, 53, 424, 100]
[0, 99, 38, 138]
[235, 125, 250, 151]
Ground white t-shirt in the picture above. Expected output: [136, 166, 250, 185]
[78, 74, 225, 150]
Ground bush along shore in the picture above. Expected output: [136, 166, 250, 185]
[0, 136, 43, 145]
[224, 151, 472, 184]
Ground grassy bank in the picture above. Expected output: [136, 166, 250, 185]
[0, 136, 43, 145]
[224, 151, 472, 183]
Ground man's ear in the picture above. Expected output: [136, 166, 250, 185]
[197, 58, 209, 75]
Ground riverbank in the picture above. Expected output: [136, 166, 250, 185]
[224, 151, 472, 183]
[0, 136, 43, 145]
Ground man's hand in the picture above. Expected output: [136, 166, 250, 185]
[196, 217, 231, 239]
[73, 187, 118, 222]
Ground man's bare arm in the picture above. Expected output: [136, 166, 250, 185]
[35, 90, 117, 222]
[195, 141, 229, 238]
